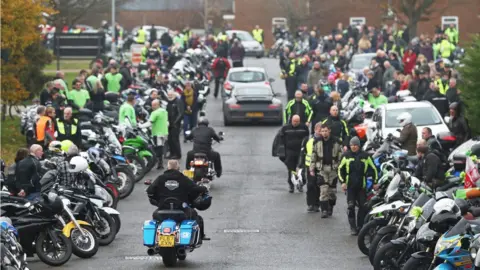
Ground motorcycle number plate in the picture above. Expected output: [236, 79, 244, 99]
[159, 235, 175, 247]
[183, 170, 194, 179]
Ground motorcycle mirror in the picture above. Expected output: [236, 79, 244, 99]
[219, 131, 224, 136]
[268, 78, 275, 83]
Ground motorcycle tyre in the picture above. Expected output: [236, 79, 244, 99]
[368, 231, 394, 265]
[357, 219, 388, 255]
[35, 230, 72, 266]
[115, 166, 135, 199]
[144, 154, 157, 173]
[111, 214, 121, 234]
[71, 226, 99, 258]
[161, 248, 177, 267]
[96, 209, 118, 246]
[401, 256, 431, 270]
[126, 154, 146, 182]
[373, 241, 409, 270]
[105, 184, 119, 209]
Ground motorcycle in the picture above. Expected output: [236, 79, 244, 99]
[0, 218, 29, 270]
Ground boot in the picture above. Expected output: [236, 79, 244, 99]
[314, 205, 320, 212]
[348, 218, 358, 235]
[288, 184, 294, 193]
[307, 205, 315, 213]
[156, 161, 164, 170]
[320, 201, 329, 218]
[328, 200, 336, 216]
[297, 184, 303, 192]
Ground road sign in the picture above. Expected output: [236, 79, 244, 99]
[223, 14, 235, 20]
[131, 44, 143, 67]
[441, 16, 459, 31]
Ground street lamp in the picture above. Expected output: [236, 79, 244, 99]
[111, 0, 116, 58]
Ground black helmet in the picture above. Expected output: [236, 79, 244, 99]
[192, 193, 212, 211]
[471, 144, 480, 157]
[454, 198, 469, 215]
[198, 117, 209, 126]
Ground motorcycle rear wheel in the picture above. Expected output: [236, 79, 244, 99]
[115, 167, 135, 199]
[161, 248, 177, 267]
[357, 219, 387, 255]
[369, 231, 395, 265]
[126, 155, 146, 182]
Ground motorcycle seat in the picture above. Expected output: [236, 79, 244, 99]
[152, 209, 186, 223]
[436, 182, 461, 192]
[194, 153, 208, 159]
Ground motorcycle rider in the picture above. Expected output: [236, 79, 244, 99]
[448, 102, 470, 147]
[321, 105, 349, 151]
[185, 117, 223, 177]
[147, 160, 210, 242]
[416, 145, 446, 190]
[146, 42, 162, 61]
[298, 123, 322, 212]
[338, 136, 378, 235]
[309, 124, 343, 218]
[284, 90, 313, 124]
[393, 112, 418, 156]
[279, 115, 309, 193]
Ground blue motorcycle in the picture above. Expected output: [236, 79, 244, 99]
[431, 218, 480, 269]
[142, 196, 211, 267]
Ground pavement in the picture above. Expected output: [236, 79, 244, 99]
[29, 58, 371, 270]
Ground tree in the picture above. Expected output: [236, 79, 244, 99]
[49, 0, 130, 28]
[458, 35, 480, 135]
[199, 0, 225, 30]
[273, 0, 310, 31]
[1, 0, 55, 120]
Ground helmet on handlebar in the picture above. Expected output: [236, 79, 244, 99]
[68, 156, 88, 173]
[192, 193, 212, 211]
[396, 112, 412, 127]
[198, 117, 209, 127]
[49, 141, 63, 153]
[194, 48, 203, 55]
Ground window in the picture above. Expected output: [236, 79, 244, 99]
[385, 107, 442, 128]
[351, 55, 375, 69]
[229, 71, 265, 83]
[234, 87, 272, 96]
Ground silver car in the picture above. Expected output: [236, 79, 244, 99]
[222, 67, 275, 98]
[223, 30, 264, 58]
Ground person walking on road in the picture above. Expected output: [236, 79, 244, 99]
[284, 90, 313, 125]
[211, 55, 231, 98]
[252, 25, 264, 45]
[309, 124, 343, 218]
[230, 39, 245, 67]
[282, 52, 298, 100]
[166, 90, 184, 159]
[279, 115, 309, 193]
[338, 136, 378, 235]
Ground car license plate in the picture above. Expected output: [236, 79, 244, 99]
[159, 235, 175, 247]
[246, 112, 264, 118]
[183, 170, 194, 179]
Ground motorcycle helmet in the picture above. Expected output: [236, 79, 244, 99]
[454, 198, 469, 215]
[60, 140, 74, 153]
[48, 140, 62, 153]
[192, 193, 212, 211]
[198, 117, 209, 126]
[68, 156, 88, 173]
[433, 198, 460, 215]
[87, 147, 102, 163]
[194, 48, 203, 56]
[396, 112, 412, 127]
[186, 48, 195, 56]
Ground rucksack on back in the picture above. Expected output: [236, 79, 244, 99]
[217, 58, 226, 72]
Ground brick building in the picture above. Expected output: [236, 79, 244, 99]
[234, 0, 480, 47]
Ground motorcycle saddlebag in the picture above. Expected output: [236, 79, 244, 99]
[179, 220, 199, 245]
[142, 220, 157, 246]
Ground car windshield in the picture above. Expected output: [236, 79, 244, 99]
[385, 107, 442, 128]
[232, 32, 254, 41]
[234, 87, 272, 96]
[351, 55, 374, 69]
[229, 71, 265, 83]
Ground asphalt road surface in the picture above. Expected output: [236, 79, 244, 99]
[30, 58, 371, 270]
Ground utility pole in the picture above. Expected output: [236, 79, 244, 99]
[111, 0, 116, 58]
[204, 0, 208, 30]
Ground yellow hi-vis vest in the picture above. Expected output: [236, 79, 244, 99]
[137, 29, 146, 44]
[252, 29, 264, 43]
[56, 119, 78, 135]
[305, 137, 314, 166]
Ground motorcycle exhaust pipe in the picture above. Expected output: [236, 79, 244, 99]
[147, 248, 155, 256]
[177, 248, 186, 257]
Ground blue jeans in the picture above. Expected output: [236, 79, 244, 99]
[26, 192, 41, 202]
[183, 113, 197, 136]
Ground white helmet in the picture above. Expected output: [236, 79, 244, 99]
[186, 48, 195, 56]
[396, 112, 412, 127]
[68, 156, 88, 173]
[194, 48, 202, 55]
[48, 141, 63, 153]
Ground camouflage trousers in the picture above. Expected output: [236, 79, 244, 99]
[318, 165, 337, 202]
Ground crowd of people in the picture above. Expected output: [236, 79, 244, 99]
[272, 21, 470, 235]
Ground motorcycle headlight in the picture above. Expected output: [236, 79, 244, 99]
[61, 198, 71, 207]
[435, 239, 459, 255]
[471, 248, 477, 259]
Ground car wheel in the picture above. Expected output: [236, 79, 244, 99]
[223, 114, 231, 126]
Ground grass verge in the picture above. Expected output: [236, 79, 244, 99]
[45, 59, 92, 71]
[1, 117, 24, 165]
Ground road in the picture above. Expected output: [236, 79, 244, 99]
[30, 58, 371, 270]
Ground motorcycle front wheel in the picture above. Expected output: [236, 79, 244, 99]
[125, 154, 146, 182]
[35, 230, 72, 266]
[357, 219, 388, 255]
[94, 209, 118, 246]
[70, 225, 99, 258]
[115, 166, 135, 199]
[401, 256, 431, 270]
[369, 231, 395, 264]
[373, 242, 411, 270]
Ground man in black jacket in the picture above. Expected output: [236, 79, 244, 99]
[416, 146, 445, 189]
[309, 87, 333, 133]
[160, 32, 173, 47]
[146, 160, 209, 241]
[185, 117, 223, 177]
[321, 105, 349, 150]
[279, 115, 309, 193]
[15, 144, 43, 201]
[166, 91, 184, 159]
